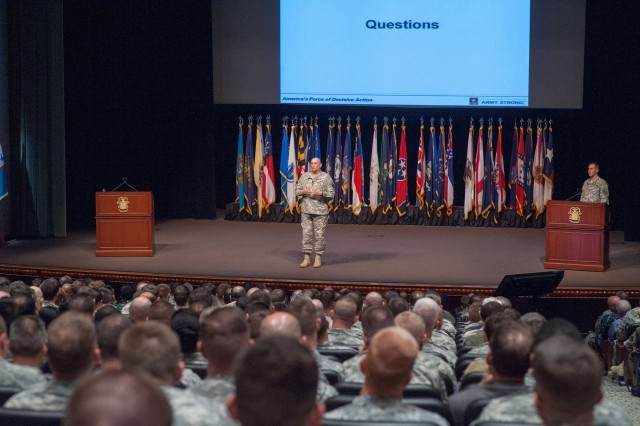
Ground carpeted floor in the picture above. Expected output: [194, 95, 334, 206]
[603, 376, 640, 425]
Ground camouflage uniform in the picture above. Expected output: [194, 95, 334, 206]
[431, 330, 457, 353]
[468, 342, 490, 357]
[296, 170, 334, 255]
[580, 175, 609, 204]
[422, 340, 457, 367]
[616, 307, 640, 342]
[182, 352, 208, 366]
[179, 367, 202, 388]
[0, 357, 46, 389]
[323, 395, 449, 424]
[41, 300, 58, 309]
[190, 375, 235, 401]
[462, 328, 485, 348]
[163, 385, 235, 426]
[340, 352, 448, 400]
[440, 319, 456, 339]
[327, 328, 364, 348]
[4, 379, 74, 411]
[317, 374, 339, 401]
[471, 391, 633, 426]
[314, 351, 345, 382]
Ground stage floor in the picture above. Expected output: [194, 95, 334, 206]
[1, 216, 639, 297]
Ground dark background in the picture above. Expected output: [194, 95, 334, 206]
[63, 1, 640, 240]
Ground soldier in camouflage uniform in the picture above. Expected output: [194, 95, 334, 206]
[66, 369, 173, 426]
[580, 162, 609, 204]
[296, 157, 334, 268]
[190, 305, 249, 401]
[616, 305, 640, 344]
[324, 327, 448, 425]
[119, 321, 234, 426]
[4, 311, 97, 411]
[327, 296, 364, 348]
[229, 336, 325, 426]
[0, 315, 46, 389]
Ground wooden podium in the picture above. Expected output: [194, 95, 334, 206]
[544, 200, 609, 272]
[95, 191, 155, 257]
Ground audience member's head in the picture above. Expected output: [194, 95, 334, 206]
[412, 297, 439, 333]
[148, 301, 175, 325]
[248, 289, 273, 311]
[387, 296, 410, 317]
[487, 320, 534, 381]
[287, 296, 320, 345]
[259, 311, 302, 340]
[616, 299, 632, 317]
[128, 297, 152, 323]
[606, 295, 621, 310]
[231, 286, 247, 302]
[394, 311, 427, 349]
[173, 285, 190, 308]
[361, 326, 418, 398]
[519, 312, 547, 341]
[199, 306, 250, 375]
[615, 291, 628, 300]
[480, 300, 504, 322]
[364, 291, 384, 308]
[94, 305, 120, 323]
[533, 335, 603, 426]
[66, 369, 172, 426]
[119, 321, 182, 385]
[467, 302, 483, 323]
[67, 293, 95, 315]
[331, 296, 358, 328]
[228, 336, 323, 426]
[119, 285, 135, 302]
[47, 311, 98, 381]
[535, 318, 582, 346]
[96, 314, 133, 370]
[12, 292, 37, 316]
[170, 308, 200, 355]
[8, 315, 47, 365]
[361, 305, 394, 345]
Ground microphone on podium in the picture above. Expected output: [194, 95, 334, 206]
[565, 188, 581, 201]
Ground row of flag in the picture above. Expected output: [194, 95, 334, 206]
[234, 115, 554, 221]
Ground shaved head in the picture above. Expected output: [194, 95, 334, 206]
[259, 312, 301, 340]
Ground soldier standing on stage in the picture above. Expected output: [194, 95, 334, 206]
[295, 158, 334, 268]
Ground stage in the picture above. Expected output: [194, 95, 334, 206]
[1, 214, 638, 299]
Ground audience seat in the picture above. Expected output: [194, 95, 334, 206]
[0, 386, 20, 405]
[455, 353, 485, 381]
[459, 371, 484, 391]
[322, 369, 341, 386]
[184, 363, 207, 379]
[322, 419, 442, 426]
[0, 407, 64, 426]
[335, 383, 442, 400]
[422, 351, 448, 363]
[601, 339, 614, 371]
[318, 348, 359, 362]
[463, 397, 493, 426]
[472, 422, 539, 426]
[323, 396, 451, 425]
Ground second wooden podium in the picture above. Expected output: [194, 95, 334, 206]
[95, 191, 155, 257]
[544, 200, 609, 272]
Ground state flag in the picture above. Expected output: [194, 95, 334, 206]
[396, 122, 408, 216]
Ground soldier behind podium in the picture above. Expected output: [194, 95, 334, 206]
[580, 162, 609, 204]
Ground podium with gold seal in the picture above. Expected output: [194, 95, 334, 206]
[95, 191, 155, 256]
[544, 200, 609, 272]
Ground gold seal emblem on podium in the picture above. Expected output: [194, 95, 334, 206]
[568, 206, 582, 224]
[117, 196, 130, 213]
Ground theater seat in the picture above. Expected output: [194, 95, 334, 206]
[0, 407, 64, 426]
[318, 348, 359, 362]
[184, 363, 207, 379]
[459, 371, 484, 390]
[322, 418, 444, 426]
[0, 386, 21, 405]
[322, 369, 341, 385]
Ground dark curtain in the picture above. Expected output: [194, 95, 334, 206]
[8, 0, 66, 237]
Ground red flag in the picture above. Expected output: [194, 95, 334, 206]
[396, 122, 408, 216]
[474, 122, 484, 217]
[494, 122, 506, 216]
[416, 121, 426, 209]
[516, 124, 526, 216]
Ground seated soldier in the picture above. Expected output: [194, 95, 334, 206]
[449, 320, 533, 426]
[96, 313, 133, 371]
[4, 311, 98, 411]
[260, 311, 338, 401]
[325, 296, 364, 348]
[118, 321, 234, 426]
[190, 306, 250, 401]
[473, 319, 633, 426]
[413, 297, 457, 367]
[323, 326, 448, 425]
[287, 296, 344, 381]
[66, 369, 172, 426]
[534, 335, 603, 426]
[5, 315, 48, 387]
[394, 311, 455, 401]
[227, 335, 325, 426]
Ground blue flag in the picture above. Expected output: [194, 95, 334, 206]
[325, 121, 335, 209]
[236, 123, 245, 211]
[279, 124, 289, 208]
[387, 122, 397, 210]
[425, 124, 437, 216]
[312, 123, 322, 161]
[435, 124, 446, 216]
[524, 122, 534, 219]
[381, 121, 391, 213]
[482, 122, 495, 217]
[0, 142, 7, 201]
[508, 123, 519, 209]
[333, 121, 343, 209]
